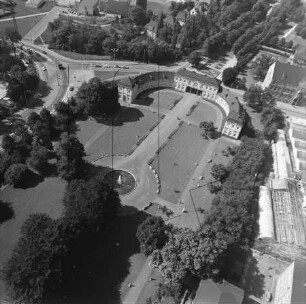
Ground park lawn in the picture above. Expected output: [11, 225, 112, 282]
[136, 89, 183, 111]
[190, 137, 239, 221]
[152, 123, 210, 204]
[54, 50, 111, 61]
[0, 15, 44, 38]
[0, 177, 66, 302]
[189, 102, 218, 125]
[84, 107, 159, 161]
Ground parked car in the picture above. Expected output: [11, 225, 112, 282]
[94, 64, 102, 67]
[42, 66, 46, 71]
[69, 86, 74, 91]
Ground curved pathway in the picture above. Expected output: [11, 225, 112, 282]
[94, 94, 224, 226]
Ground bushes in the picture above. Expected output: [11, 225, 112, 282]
[4, 163, 28, 186]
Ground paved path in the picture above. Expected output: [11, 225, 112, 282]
[283, 24, 297, 38]
[122, 257, 153, 304]
[23, 7, 67, 43]
[0, 12, 48, 22]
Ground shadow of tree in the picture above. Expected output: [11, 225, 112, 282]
[0, 200, 14, 225]
[134, 97, 154, 106]
[47, 208, 149, 304]
[28, 80, 52, 109]
[16, 169, 44, 189]
[94, 106, 144, 127]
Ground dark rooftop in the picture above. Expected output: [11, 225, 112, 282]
[177, 68, 220, 88]
[292, 259, 306, 304]
[272, 61, 306, 88]
[193, 279, 244, 304]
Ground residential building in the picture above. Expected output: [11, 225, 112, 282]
[118, 69, 245, 139]
[78, 0, 98, 15]
[262, 61, 306, 104]
[192, 279, 244, 304]
[100, 0, 129, 17]
[136, 0, 146, 11]
[163, 15, 175, 28]
[288, 117, 306, 181]
[145, 20, 159, 40]
[190, 0, 209, 15]
[294, 44, 306, 66]
[25, 0, 45, 8]
[274, 259, 306, 304]
[176, 10, 188, 26]
[217, 91, 245, 139]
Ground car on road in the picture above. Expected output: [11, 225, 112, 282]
[42, 66, 46, 71]
[42, 51, 47, 54]
[123, 66, 129, 69]
[104, 64, 111, 68]
[69, 87, 74, 91]
[58, 63, 65, 69]
[113, 65, 120, 68]
[207, 159, 212, 163]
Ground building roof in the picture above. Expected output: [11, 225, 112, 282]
[79, 0, 97, 9]
[292, 259, 306, 304]
[176, 10, 188, 22]
[145, 20, 158, 33]
[164, 15, 175, 27]
[217, 90, 244, 123]
[118, 71, 175, 88]
[295, 44, 306, 62]
[271, 178, 288, 190]
[292, 128, 306, 141]
[193, 279, 244, 304]
[271, 61, 306, 88]
[177, 68, 220, 88]
[258, 186, 275, 239]
[103, 0, 129, 16]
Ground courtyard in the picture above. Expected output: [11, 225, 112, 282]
[151, 122, 210, 204]
[78, 106, 161, 161]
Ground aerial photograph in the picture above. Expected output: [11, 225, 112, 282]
[0, 0, 306, 303]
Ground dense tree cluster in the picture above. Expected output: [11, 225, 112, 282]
[207, 136, 270, 245]
[48, 18, 177, 64]
[3, 176, 120, 304]
[146, 136, 269, 285]
[76, 77, 120, 116]
[251, 54, 275, 80]
[260, 106, 286, 141]
[145, 283, 183, 304]
[296, 18, 306, 39]
[199, 121, 215, 139]
[222, 67, 238, 86]
[136, 216, 171, 256]
[244, 86, 275, 112]
[6, 64, 39, 107]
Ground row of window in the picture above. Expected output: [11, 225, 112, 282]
[174, 78, 216, 91]
[222, 127, 239, 138]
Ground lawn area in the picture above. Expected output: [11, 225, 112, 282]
[135, 89, 183, 111]
[188, 137, 238, 218]
[152, 123, 210, 204]
[0, 14, 44, 37]
[0, 176, 66, 302]
[189, 102, 217, 125]
[53, 50, 111, 61]
[79, 107, 160, 161]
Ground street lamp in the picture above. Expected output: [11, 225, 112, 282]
[110, 66, 123, 189]
[111, 48, 118, 61]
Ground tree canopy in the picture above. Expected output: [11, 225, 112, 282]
[136, 216, 170, 256]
